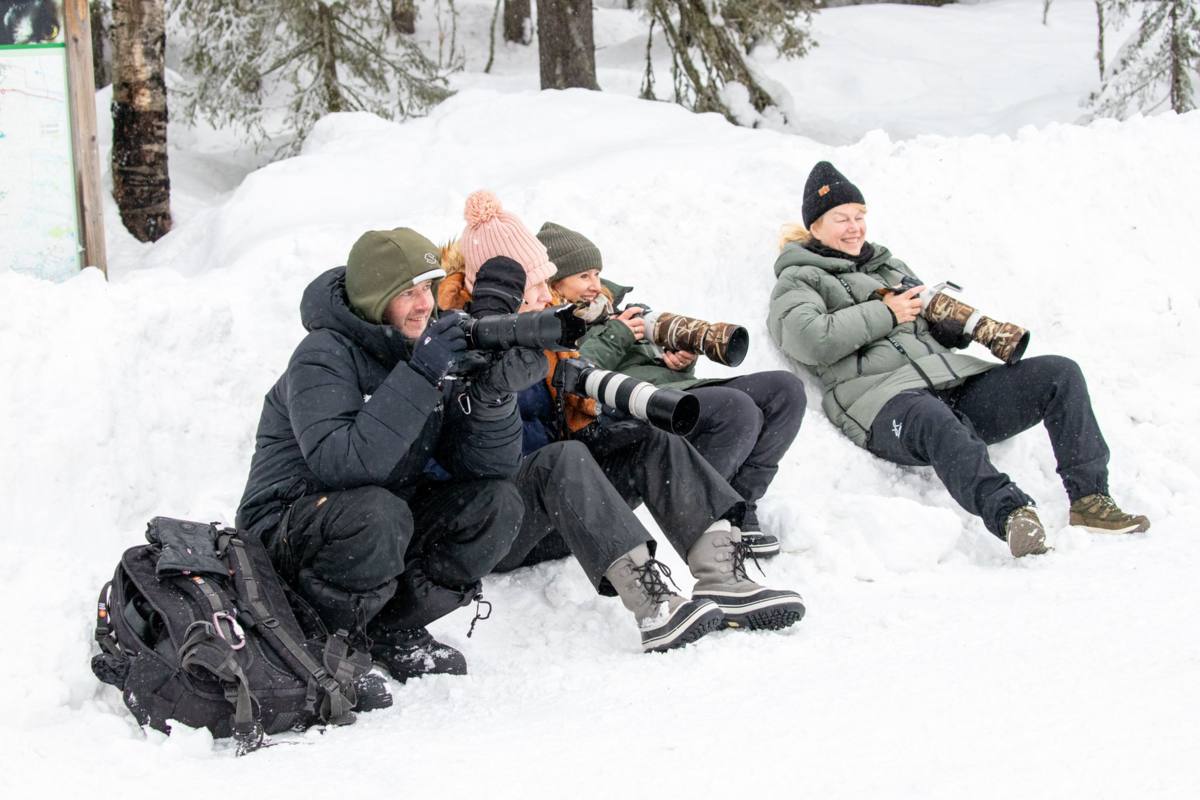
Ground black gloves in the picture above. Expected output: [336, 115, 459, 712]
[469, 256, 526, 319]
[463, 255, 549, 408]
[472, 349, 549, 403]
[928, 318, 972, 350]
[409, 312, 469, 386]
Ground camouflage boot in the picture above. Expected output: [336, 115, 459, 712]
[1005, 506, 1048, 558]
[1069, 494, 1150, 534]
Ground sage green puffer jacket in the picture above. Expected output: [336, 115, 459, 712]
[767, 242, 996, 447]
[577, 279, 721, 391]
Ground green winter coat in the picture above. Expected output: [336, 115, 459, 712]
[577, 280, 721, 390]
[767, 241, 996, 447]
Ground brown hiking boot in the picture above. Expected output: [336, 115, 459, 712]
[1005, 506, 1048, 558]
[1069, 494, 1150, 534]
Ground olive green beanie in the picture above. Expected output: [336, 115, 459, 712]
[537, 222, 603, 284]
[345, 228, 445, 324]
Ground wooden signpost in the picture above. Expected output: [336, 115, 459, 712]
[0, 0, 106, 279]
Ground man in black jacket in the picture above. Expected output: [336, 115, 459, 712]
[237, 228, 542, 681]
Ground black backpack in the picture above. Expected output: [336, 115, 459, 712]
[91, 517, 383, 754]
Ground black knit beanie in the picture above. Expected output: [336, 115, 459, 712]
[802, 161, 866, 228]
[537, 221, 603, 284]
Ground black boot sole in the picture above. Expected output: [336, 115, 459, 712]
[642, 602, 725, 653]
[694, 591, 806, 632]
[726, 606, 805, 631]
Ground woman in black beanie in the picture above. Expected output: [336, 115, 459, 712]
[766, 161, 1148, 557]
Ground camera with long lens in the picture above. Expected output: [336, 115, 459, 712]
[553, 357, 700, 435]
[459, 304, 587, 353]
[577, 297, 750, 367]
[885, 276, 1030, 365]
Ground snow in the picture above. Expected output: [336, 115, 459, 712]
[2, 1, 1199, 796]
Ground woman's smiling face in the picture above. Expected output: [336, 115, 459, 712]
[811, 203, 867, 256]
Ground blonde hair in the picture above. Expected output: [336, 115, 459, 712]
[778, 203, 867, 251]
[778, 223, 813, 250]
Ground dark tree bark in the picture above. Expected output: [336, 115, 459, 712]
[90, 1, 111, 89]
[504, 0, 531, 44]
[536, 0, 598, 89]
[391, 0, 416, 34]
[111, 0, 171, 242]
[316, 1, 345, 113]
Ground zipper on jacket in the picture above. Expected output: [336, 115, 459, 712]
[830, 382, 871, 439]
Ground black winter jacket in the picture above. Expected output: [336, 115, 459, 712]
[236, 267, 523, 534]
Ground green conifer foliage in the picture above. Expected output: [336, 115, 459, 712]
[1091, 0, 1200, 115]
[176, 0, 451, 152]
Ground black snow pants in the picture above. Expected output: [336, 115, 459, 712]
[867, 355, 1110, 536]
[495, 429, 745, 590]
[261, 479, 523, 633]
[685, 370, 806, 526]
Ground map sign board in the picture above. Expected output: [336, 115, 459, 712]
[0, 1, 82, 282]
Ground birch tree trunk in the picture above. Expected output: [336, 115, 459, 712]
[111, 0, 171, 242]
[536, 0, 598, 89]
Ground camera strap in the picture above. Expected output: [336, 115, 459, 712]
[886, 336, 936, 390]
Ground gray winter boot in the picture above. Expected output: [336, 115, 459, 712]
[1005, 506, 1049, 558]
[605, 544, 724, 653]
[688, 520, 805, 631]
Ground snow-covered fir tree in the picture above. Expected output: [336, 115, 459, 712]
[175, 0, 451, 151]
[1091, 0, 1200, 115]
[639, 0, 815, 124]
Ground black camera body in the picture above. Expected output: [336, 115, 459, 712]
[554, 357, 700, 435]
[457, 304, 586, 353]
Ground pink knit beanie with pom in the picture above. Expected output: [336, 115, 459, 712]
[459, 190, 556, 291]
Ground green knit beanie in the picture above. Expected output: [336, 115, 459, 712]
[345, 228, 445, 324]
[537, 222, 603, 284]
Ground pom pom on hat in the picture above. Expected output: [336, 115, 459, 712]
[464, 190, 504, 226]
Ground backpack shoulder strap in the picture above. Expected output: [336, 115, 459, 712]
[223, 535, 362, 725]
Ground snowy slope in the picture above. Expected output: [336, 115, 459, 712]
[2, 1, 1199, 796]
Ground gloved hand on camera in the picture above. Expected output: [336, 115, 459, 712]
[465, 255, 549, 404]
[469, 256, 526, 319]
[928, 318, 972, 350]
[408, 312, 470, 386]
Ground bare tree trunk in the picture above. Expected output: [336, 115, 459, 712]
[111, 0, 171, 242]
[90, 1, 112, 89]
[1167, 0, 1192, 113]
[1094, 0, 1106, 81]
[391, 0, 417, 34]
[317, 1, 345, 112]
[536, 0, 598, 89]
[504, 0, 531, 44]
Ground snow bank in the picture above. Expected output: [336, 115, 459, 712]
[3, 43, 1200, 800]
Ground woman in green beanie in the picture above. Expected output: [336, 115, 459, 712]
[539, 221, 808, 559]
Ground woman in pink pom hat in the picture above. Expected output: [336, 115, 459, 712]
[458, 190, 557, 309]
[438, 190, 806, 651]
